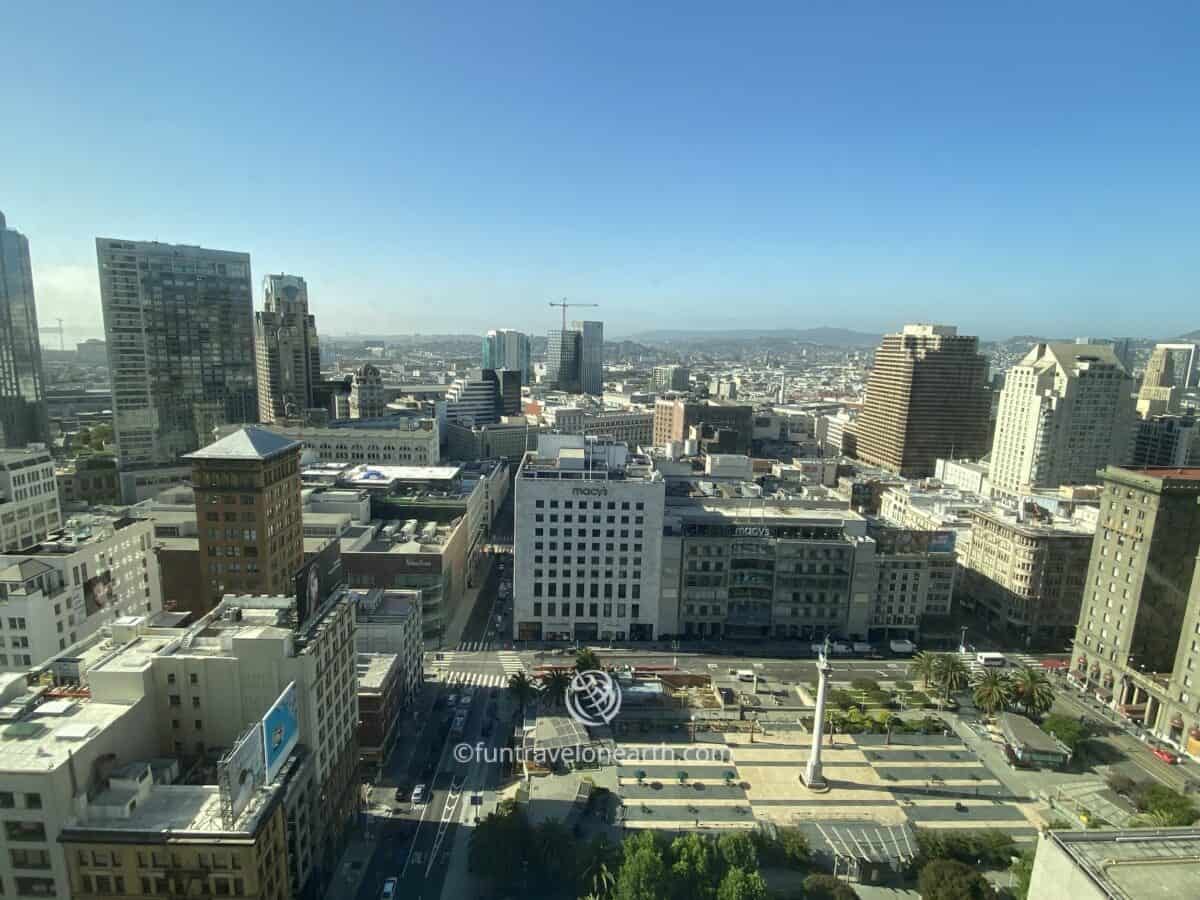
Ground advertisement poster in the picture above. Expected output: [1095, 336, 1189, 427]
[262, 682, 300, 783]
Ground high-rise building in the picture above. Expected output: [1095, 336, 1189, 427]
[95, 239, 256, 469]
[513, 436, 664, 642]
[186, 427, 303, 608]
[652, 365, 690, 392]
[1130, 414, 1200, 468]
[444, 369, 503, 426]
[651, 398, 753, 454]
[571, 319, 604, 395]
[545, 329, 581, 393]
[482, 328, 532, 382]
[0, 212, 49, 447]
[349, 363, 385, 418]
[1136, 342, 1200, 416]
[255, 273, 320, 423]
[854, 324, 990, 477]
[989, 343, 1134, 499]
[1071, 466, 1200, 747]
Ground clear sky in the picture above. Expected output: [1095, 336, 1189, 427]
[4, 2, 1198, 341]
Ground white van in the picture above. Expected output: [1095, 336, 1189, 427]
[736, 669, 755, 682]
[976, 652, 1007, 667]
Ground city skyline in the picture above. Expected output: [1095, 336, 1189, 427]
[6, 4, 1199, 341]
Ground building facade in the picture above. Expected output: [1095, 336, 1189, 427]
[223, 419, 440, 467]
[571, 319, 604, 396]
[854, 324, 990, 477]
[1136, 342, 1199, 416]
[1071, 467, 1200, 753]
[652, 399, 753, 454]
[187, 428, 303, 607]
[513, 437, 665, 642]
[95, 239, 257, 469]
[989, 343, 1133, 499]
[0, 446, 61, 552]
[960, 506, 1093, 647]
[652, 365, 690, 392]
[0, 212, 49, 447]
[0, 514, 162, 671]
[255, 273, 320, 423]
[348, 364, 384, 419]
[545, 329, 581, 394]
[56, 455, 121, 507]
[1130, 414, 1200, 468]
[482, 329, 532, 383]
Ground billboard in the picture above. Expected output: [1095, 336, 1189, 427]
[294, 538, 343, 625]
[262, 682, 300, 783]
[217, 724, 266, 827]
[83, 571, 113, 616]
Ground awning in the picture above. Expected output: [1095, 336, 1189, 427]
[1041, 659, 1068, 670]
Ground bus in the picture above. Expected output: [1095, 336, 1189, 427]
[976, 652, 1007, 667]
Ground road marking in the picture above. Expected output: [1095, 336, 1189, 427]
[399, 794, 434, 880]
[426, 778, 464, 878]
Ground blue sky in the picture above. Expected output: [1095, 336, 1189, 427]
[4, 2, 1198, 341]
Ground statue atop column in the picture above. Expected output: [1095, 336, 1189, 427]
[802, 637, 834, 790]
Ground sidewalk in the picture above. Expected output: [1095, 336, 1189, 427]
[439, 555, 495, 649]
[323, 833, 376, 900]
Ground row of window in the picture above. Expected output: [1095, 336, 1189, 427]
[532, 601, 641, 619]
[532, 582, 641, 599]
[535, 500, 645, 511]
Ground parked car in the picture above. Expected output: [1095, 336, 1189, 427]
[393, 786, 407, 802]
[411, 783, 429, 805]
[381, 877, 398, 900]
[1152, 747, 1179, 765]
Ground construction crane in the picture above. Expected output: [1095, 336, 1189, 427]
[548, 298, 599, 331]
[39, 318, 65, 351]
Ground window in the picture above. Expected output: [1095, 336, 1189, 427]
[22, 794, 39, 810]
[3, 821, 46, 842]
[0, 792, 13, 809]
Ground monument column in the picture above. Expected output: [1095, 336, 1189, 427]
[802, 643, 833, 790]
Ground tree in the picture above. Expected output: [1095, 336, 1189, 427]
[1010, 667, 1055, 718]
[507, 671, 536, 709]
[1133, 783, 1198, 826]
[801, 873, 861, 900]
[579, 836, 621, 899]
[933, 653, 970, 703]
[468, 801, 531, 891]
[577, 647, 602, 672]
[669, 833, 717, 900]
[615, 831, 668, 900]
[717, 831, 757, 873]
[540, 669, 573, 708]
[972, 670, 1013, 716]
[531, 818, 576, 882]
[918, 859, 997, 900]
[1041, 714, 1089, 752]
[715, 868, 768, 900]
[1009, 850, 1034, 900]
[910, 651, 939, 689]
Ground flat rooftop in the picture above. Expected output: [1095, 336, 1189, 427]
[973, 506, 1095, 536]
[341, 464, 462, 483]
[0, 698, 143, 773]
[69, 781, 273, 836]
[1048, 827, 1200, 900]
[356, 653, 399, 692]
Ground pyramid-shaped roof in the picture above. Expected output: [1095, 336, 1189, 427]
[185, 427, 300, 462]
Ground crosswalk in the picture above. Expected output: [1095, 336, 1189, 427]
[442, 671, 509, 688]
[965, 653, 1043, 677]
[498, 650, 526, 678]
[455, 640, 493, 651]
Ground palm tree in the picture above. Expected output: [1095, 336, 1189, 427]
[910, 651, 939, 689]
[1011, 666, 1055, 718]
[540, 669, 572, 708]
[973, 670, 1014, 716]
[507, 671, 535, 710]
[933, 653, 970, 704]
[576, 647, 602, 672]
[883, 713, 902, 745]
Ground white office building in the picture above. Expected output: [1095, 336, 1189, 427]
[218, 419, 440, 466]
[0, 446, 61, 552]
[990, 342, 1134, 500]
[513, 436, 664, 642]
[0, 514, 162, 671]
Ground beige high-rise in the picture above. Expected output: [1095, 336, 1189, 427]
[255, 273, 319, 423]
[989, 342, 1134, 499]
[855, 324, 990, 477]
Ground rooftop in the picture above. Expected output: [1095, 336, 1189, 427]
[67, 780, 274, 836]
[185, 427, 301, 462]
[1046, 827, 1200, 900]
[0, 697, 144, 772]
[972, 505, 1096, 536]
[356, 653, 399, 692]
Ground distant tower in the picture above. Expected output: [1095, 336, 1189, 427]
[255, 274, 320, 424]
[0, 211, 49, 446]
[349, 363, 385, 418]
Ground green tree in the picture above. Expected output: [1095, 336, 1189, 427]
[669, 833, 717, 900]
[972, 670, 1013, 716]
[577, 648, 602, 672]
[1041, 714, 1089, 751]
[540, 669, 573, 708]
[615, 831, 668, 900]
[801, 873, 861, 900]
[918, 859, 996, 900]
[531, 818, 576, 882]
[715, 868, 768, 900]
[578, 836, 621, 899]
[910, 651, 939, 689]
[717, 831, 757, 873]
[468, 800, 530, 891]
[933, 653, 970, 704]
[1133, 783, 1198, 826]
[1010, 667, 1055, 718]
[1009, 850, 1034, 900]
[507, 670, 536, 709]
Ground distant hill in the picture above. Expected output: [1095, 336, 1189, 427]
[629, 327, 881, 347]
[1175, 330, 1200, 341]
